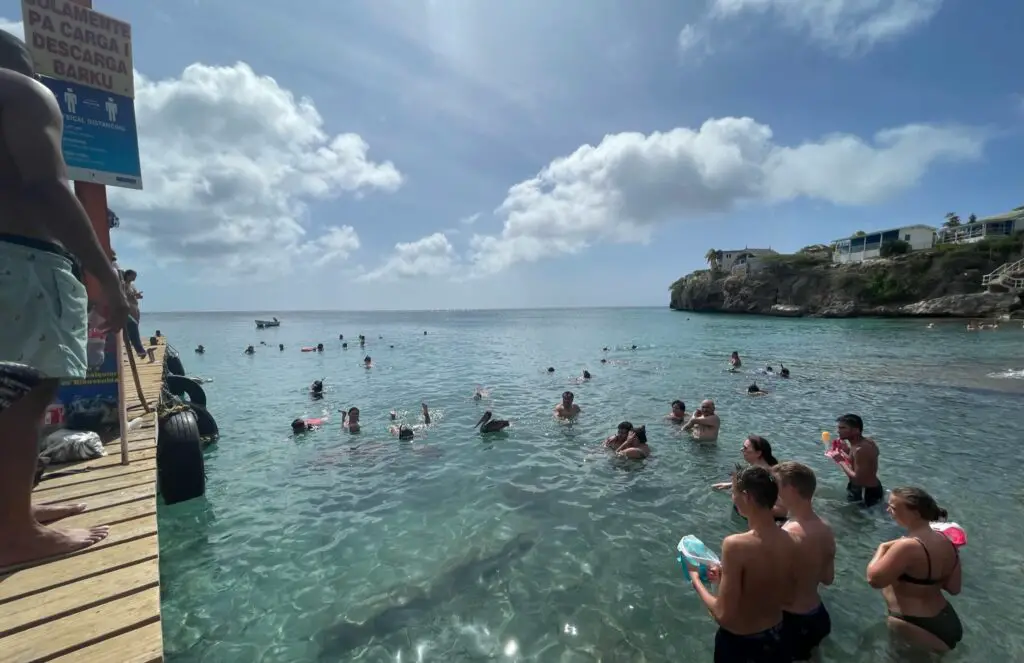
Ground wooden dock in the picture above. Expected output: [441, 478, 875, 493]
[0, 340, 167, 662]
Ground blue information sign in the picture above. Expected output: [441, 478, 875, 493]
[40, 76, 143, 190]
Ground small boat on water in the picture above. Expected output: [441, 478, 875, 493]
[256, 317, 280, 329]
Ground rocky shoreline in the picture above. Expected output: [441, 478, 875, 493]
[669, 242, 1024, 319]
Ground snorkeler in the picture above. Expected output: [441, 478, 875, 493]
[475, 411, 510, 433]
[278, 343, 284, 351]
[195, 345, 205, 354]
[582, 370, 592, 380]
[310, 380, 324, 398]
[244, 345, 255, 355]
[341, 407, 361, 433]
[316, 343, 324, 352]
[780, 364, 790, 378]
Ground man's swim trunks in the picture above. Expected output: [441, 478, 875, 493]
[0, 235, 88, 379]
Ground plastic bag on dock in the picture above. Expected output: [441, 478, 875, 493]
[40, 429, 106, 463]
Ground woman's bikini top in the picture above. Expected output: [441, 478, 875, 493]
[899, 537, 959, 585]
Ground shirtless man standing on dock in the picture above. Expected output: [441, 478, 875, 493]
[683, 399, 720, 443]
[0, 32, 128, 567]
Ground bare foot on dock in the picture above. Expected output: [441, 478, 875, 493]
[0, 523, 109, 569]
[32, 502, 87, 524]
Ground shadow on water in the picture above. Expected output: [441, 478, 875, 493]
[316, 532, 537, 660]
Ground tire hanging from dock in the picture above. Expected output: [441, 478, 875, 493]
[166, 347, 186, 377]
[157, 407, 206, 505]
[165, 374, 207, 406]
[189, 402, 220, 442]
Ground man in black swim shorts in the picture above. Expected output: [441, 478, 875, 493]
[834, 414, 883, 507]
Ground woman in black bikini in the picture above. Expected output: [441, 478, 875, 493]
[711, 435, 788, 523]
[866, 487, 963, 653]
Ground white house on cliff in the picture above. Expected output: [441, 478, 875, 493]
[831, 225, 936, 264]
[715, 248, 778, 272]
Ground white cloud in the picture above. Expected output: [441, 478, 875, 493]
[305, 225, 361, 268]
[459, 212, 481, 226]
[677, 24, 708, 58]
[468, 117, 985, 275]
[709, 0, 943, 53]
[359, 232, 457, 282]
[0, 19, 23, 37]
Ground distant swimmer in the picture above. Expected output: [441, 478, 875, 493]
[603, 421, 633, 449]
[195, 345, 205, 354]
[683, 399, 720, 442]
[547, 367, 555, 373]
[765, 365, 774, 374]
[602, 347, 609, 352]
[614, 425, 650, 459]
[291, 417, 323, 434]
[780, 364, 790, 378]
[666, 400, 687, 422]
[339, 334, 344, 340]
[582, 370, 592, 380]
[363, 356, 372, 368]
[631, 345, 637, 350]
[729, 351, 741, 370]
[555, 390, 581, 419]
[748, 383, 768, 396]
[341, 407, 361, 433]
[278, 343, 284, 351]
[244, 345, 255, 355]
[342, 342, 348, 348]
[424, 331, 428, 335]
[475, 411, 510, 433]
[389, 404, 431, 439]
[473, 386, 491, 400]
[260, 341, 267, 346]
[600, 358, 607, 364]
[310, 380, 324, 398]
[317, 343, 324, 352]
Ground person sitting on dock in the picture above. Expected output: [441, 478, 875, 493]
[0, 31, 129, 567]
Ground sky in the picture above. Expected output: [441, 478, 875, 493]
[2, 0, 1022, 311]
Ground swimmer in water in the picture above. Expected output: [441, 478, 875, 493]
[666, 399, 687, 422]
[582, 370, 592, 380]
[342, 342, 348, 349]
[475, 411, 510, 433]
[316, 343, 324, 352]
[631, 345, 637, 350]
[291, 418, 319, 434]
[614, 425, 650, 459]
[278, 343, 284, 351]
[389, 403, 431, 439]
[765, 365, 774, 373]
[600, 358, 607, 364]
[546, 367, 555, 373]
[748, 383, 767, 396]
[554, 390, 581, 419]
[603, 421, 633, 448]
[472, 386, 490, 400]
[244, 345, 255, 355]
[310, 380, 324, 398]
[195, 345, 205, 354]
[341, 407, 360, 433]
[363, 356, 372, 368]
[780, 364, 790, 378]
[729, 351, 742, 369]
[683, 399, 720, 442]
[339, 334, 344, 340]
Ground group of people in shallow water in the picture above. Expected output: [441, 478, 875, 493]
[689, 405, 964, 662]
[287, 341, 961, 660]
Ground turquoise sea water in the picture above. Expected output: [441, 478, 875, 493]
[149, 308, 1024, 663]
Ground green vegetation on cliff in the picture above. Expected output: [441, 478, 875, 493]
[669, 233, 1024, 317]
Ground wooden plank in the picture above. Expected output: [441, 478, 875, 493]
[34, 470, 157, 503]
[35, 459, 156, 492]
[38, 481, 154, 509]
[43, 448, 156, 475]
[0, 586, 160, 663]
[0, 558, 159, 635]
[0, 535, 157, 603]
[51, 621, 163, 663]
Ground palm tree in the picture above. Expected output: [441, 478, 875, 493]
[943, 212, 961, 228]
[705, 248, 719, 270]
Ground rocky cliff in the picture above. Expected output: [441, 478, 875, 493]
[669, 235, 1024, 318]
